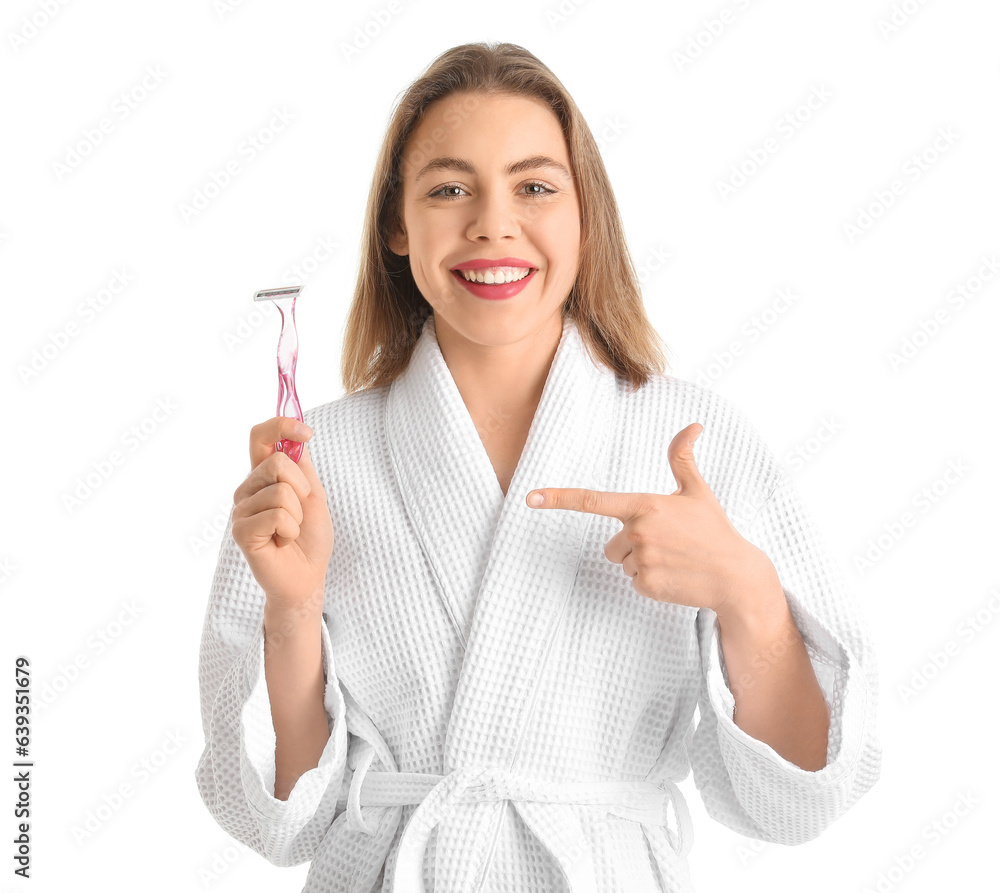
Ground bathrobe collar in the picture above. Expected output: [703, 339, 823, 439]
[385, 312, 620, 767]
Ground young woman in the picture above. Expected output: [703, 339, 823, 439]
[195, 42, 880, 893]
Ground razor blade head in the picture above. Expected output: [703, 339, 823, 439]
[254, 285, 302, 301]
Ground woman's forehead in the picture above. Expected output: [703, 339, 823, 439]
[402, 94, 572, 180]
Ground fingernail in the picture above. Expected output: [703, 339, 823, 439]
[527, 491, 544, 507]
[295, 422, 312, 439]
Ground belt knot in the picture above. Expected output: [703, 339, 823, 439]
[340, 741, 694, 891]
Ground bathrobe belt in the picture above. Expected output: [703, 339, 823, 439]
[336, 741, 693, 892]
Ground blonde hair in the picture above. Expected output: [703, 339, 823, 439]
[340, 41, 670, 394]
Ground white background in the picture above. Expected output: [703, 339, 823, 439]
[2, 0, 998, 891]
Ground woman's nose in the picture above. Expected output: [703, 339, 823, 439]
[465, 188, 523, 240]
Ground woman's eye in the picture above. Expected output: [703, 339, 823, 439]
[523, 181, 556, 196]
[429, 181, 556, 200]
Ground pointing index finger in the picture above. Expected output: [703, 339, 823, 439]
[526, 488, 641, 521]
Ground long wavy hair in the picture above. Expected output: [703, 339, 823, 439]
[340, 41, 670, 395]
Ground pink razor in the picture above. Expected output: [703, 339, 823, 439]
[253, 285, 304, 463]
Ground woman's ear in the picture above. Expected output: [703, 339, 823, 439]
[388, 224, 408, 257]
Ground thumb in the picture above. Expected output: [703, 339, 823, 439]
[668, 423, 708, 495]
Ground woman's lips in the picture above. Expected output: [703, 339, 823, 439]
[451, 268, 537, 301]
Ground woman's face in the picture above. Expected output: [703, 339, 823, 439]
[389, 91, 582, 345]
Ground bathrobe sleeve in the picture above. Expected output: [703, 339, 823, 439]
[194, 505, 349, 866]
[686, 460, 881, 845]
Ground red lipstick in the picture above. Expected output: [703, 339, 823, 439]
[450, 257, 538, 301]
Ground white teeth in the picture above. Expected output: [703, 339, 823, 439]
[457, 266, 532, 284]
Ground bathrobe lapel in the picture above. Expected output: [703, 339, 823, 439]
[385, 313, 620, 889]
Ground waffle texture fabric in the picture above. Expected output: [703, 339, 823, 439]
[195, 313, 880, 892]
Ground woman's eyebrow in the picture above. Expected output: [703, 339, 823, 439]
[413, 154, 573, 182]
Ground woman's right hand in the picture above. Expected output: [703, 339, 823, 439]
[231, 416, 334, 614]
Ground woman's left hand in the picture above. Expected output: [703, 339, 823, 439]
[525, 423, 775, 617]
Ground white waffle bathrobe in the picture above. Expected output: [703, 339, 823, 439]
[195, 314, 880, 892]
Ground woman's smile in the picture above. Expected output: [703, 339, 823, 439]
[450, 267, 538, 301]
[454, 266, 533, 283]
